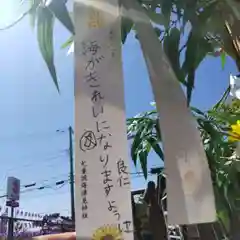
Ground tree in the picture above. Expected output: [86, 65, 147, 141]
[127, 98, 240, 238]
[3, 0, 240, 237]
[2, 0, 240, 104]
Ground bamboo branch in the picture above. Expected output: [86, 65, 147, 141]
[0, 4, 39, 31]
[225, 20, 240, 71]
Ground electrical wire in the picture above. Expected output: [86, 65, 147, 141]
[20, 188, 70, 201]
[0, 148, 68, 169]
[0, 128, 68, 142]
[0, 129, 69, 188]
[4, 152, 68, 172]
[0, 149, 68, 171]
[0, 179, 69, 199]
[0, 171, 153, 199]
[0, 172, 149, 202]
[0, 173, 70, 195]
[0, 172, 155, 219]
[0, 152, 69, 192]
[32, 173, 70, 185]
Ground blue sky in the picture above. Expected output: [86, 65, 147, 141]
[0, 4, 238, 218]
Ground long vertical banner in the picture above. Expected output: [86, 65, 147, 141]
[74, 0, 134, 239]
[121, 0, 216, 225]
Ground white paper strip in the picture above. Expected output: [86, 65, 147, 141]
[236, 142, 240, 157]
[74, 1, 134, 239]
[67, 42, 74, 56]
[230, 74, 240, 100]
[121, 0, 216, 225]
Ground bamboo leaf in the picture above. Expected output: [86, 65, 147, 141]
[145, 9, 167, 26]
[213, 87, 230, 110]
[147, 137, 164, 161]
[29, 0, 41, 28]
[221, 51, 227, 69]
[159, 0, 172, 28]
[155, 118, 162, 141]
[181, 31, 196, 105]
[37, 6, 59, 91]
[159, 172, 166, 197]
[121, 16, 133, 44]
[61, 35, 73, 49]
[139, 146, 149, 179]
[164, 27, 186, 85]
[154, 27, 162, 37]
[186, 66, 195, 105]
[47, 0, 74, 34]
[191, 107, 206, 116]
[164, 27, 181, 67]
[182, 31, 213, 105]
[131, 131, 142, 166]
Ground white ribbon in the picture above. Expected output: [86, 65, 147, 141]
[236, 142, 240, 157]
[67, 42, 74, 55]
[121, 0, 216, 225]
[230, 74, 240, 100]
[74, 0, 134, 239]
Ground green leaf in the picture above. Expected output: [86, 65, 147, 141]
[191, 107, 206, 116]
[147, 137, 164, 161]
[186, 66, 195, 105]
[197, 1, 220, 36]
[150, 101, 156, 107]
[140, 119, 154, 139]
[182, 31, 212, 105]
[145, 9, 167, 26]
[155, 119, 162, 141]
[160, 0, 172, 28]
[221, 51, 226, 70]
[131, 131, 142, 166]
[217, 210, 230, 232]
[208, 111, 240, 125]
[164, 27, 180, 66]
[181, 11, 189, 33]
[164, 27, 186, 85]
[29, 0, 41, 28]
[121, 16, 133, 44]
[37, 6, 59, 91]
[200, 120, 219, 139]
[139, 147, 149, 179]
[61, 35, 73, 49]
[181, 31, 196, 105]
[159, 172, 166, 196]
[198, 1, 218, 22]
[154, 27, 162, 37]
[213, 87, 230, 110]
[47, 0, 74, 34]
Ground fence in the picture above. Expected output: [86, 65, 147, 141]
[0, 180, 228, 240]
[132, 181, 226, 240]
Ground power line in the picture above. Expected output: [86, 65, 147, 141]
[0, 179, 69, 199]
[0, 171, 148, 197]
[0, 148, 68, 166]
[21, 190, 71, 202]
[0, 170, 153, 199]
[23, 174, 69, 190]
[71, 133, 136, 145]
[0, 128, 134, 143]
[32, 173, 70, 184]
[0, 128, 68, 142]
[0, 152, 69, 190]
[3, 151, 68, 173]
[0, 173, 70, 194]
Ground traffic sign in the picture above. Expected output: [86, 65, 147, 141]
[6, 177, 20, 201]
[6, 200, 19, 208]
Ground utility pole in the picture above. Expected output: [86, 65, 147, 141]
[69, 126, 75, 222]
[7, 206, 14, 240]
